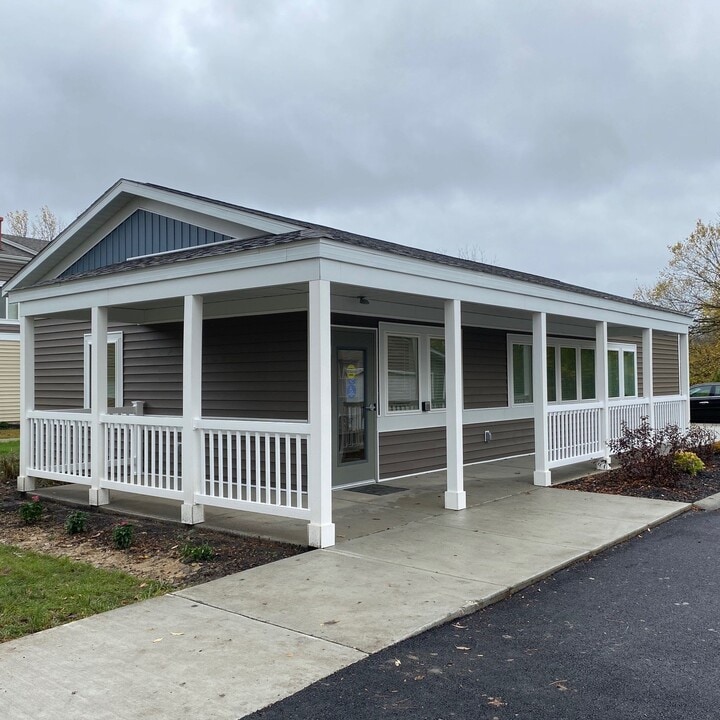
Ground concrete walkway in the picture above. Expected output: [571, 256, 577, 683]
[1, 459, 690, 719]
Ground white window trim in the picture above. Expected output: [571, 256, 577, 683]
[379, 322, 446, 416]
[83, 331, 124, 408]
[0, 282, 19, 324]
[607, 343, 639, 399]
[507, 334, 638, 407]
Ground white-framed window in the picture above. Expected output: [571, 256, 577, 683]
[380, 324, 446, 414]
[83, 332, 124, 408]
[508, 335, 637, 405]
[0, 283, 18, 322]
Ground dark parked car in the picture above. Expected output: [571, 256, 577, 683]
[689, 383, 720, 422]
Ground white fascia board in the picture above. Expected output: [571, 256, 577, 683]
[315, 242, 691, 333]
[3, 179, 129, 293]
[11, 239, 322, 306]
[50, 198, 145, 280]
[16, 256, 322, 317]
[3, 179, 305, 294]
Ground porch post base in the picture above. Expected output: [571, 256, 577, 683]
[533, 470, 552, 487]
[181, 503, 205, 525]
[444, 490, 467, 511]
[17, 475, 36, 492]
[307, 522, 335, 549]
[89, 488, 110, 506]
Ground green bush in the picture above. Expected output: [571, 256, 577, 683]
[180, 542, 215, 563]
[111, 522, 134, 550]
[19, 495, 42, 524]
[64, 511, 89, 535]
[673, 451, 705, 477]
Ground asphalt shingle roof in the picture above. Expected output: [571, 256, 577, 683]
[28, 180, 686, 316]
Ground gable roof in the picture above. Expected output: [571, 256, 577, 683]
[4, 179, 689, 319]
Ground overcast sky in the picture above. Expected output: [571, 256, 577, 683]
[2, 1, 720, 297]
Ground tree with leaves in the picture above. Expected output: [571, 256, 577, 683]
[636, 217, 720, 383]
[4, 206, 64, 242]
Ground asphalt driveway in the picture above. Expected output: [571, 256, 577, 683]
[249, 508, 720, 720]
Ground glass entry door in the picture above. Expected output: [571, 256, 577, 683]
[332, 329, 377, 487]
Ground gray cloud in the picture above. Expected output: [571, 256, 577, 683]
[3, 0, 720, 296]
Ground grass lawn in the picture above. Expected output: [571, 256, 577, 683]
[0, 544, 169, 642]
[0, 440, 19, 456]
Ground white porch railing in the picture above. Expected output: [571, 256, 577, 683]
[24, 411, 312, 520]
[102, 415, 184, 500]
[27, 410, 93, 484]
[547, 402, 602, 466]
[548, 396, 688, 468]
[608, 397, 651, 442]
[195, 418, 311, 520]
[654, 395, 687, 429]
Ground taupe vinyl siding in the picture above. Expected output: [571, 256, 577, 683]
[0, 339, 20, 422]
[378, 418, 534, 479]
[463, 419, 534, 463]
[35, 318, 86, 409]
[463, 327, 508, 408]
[123, 323, 183, 415]
[202, 313, 307, 419]
[34, 312, 308, 419]
[379, 427, 446, 479]
[0, 258, 25, 282]
[652, 331, 680, 395]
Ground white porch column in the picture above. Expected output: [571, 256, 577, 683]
[642, 328, 655, 428]
[17, 314, 35, 492]
[89, 306, 109, 506]
[307, 279, 335, 548]
[679, 332, 690, 429]
[532, 312, 551, 486]
[595, 321, 610, 466]
[181, 295, 205, 524]
[444, 298, 466, 510]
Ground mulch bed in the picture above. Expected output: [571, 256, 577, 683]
[560, 460, 720, 503]
[0, 478, 308, 588]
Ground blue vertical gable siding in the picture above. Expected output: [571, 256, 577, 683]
[60, 210, 232, 278]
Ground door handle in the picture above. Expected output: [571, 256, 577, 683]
[700, 401, 710, 405]
[364, 403, 377, 412]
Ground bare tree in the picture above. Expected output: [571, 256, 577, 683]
[5, 209, 29, 236]
[456, 244, 496, 265]
[3, 206, 64, 241]
[31, 206, 63, 242]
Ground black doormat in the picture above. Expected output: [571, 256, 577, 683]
[345, 484, 407, 495]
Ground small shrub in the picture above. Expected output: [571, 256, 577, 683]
[0, 452, 19, 481]
[608, 418, 716, 486]
[19, 495, 42, 524]
[180, 542, 215, 563]
[64, 511, 89, 535]
[673, 451, 705, 476]
[112, 521, 134, 550]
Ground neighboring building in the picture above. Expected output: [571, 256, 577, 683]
[3, 180, 691, 547]
[0, 228, 48, 422]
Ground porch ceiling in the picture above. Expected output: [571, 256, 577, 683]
[39, 281, 656, 338]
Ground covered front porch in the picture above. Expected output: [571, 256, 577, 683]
[16, 277, 690, 549]
[31, 455, 618, 547]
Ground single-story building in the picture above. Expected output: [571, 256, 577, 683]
[3, 180, 691, 547]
